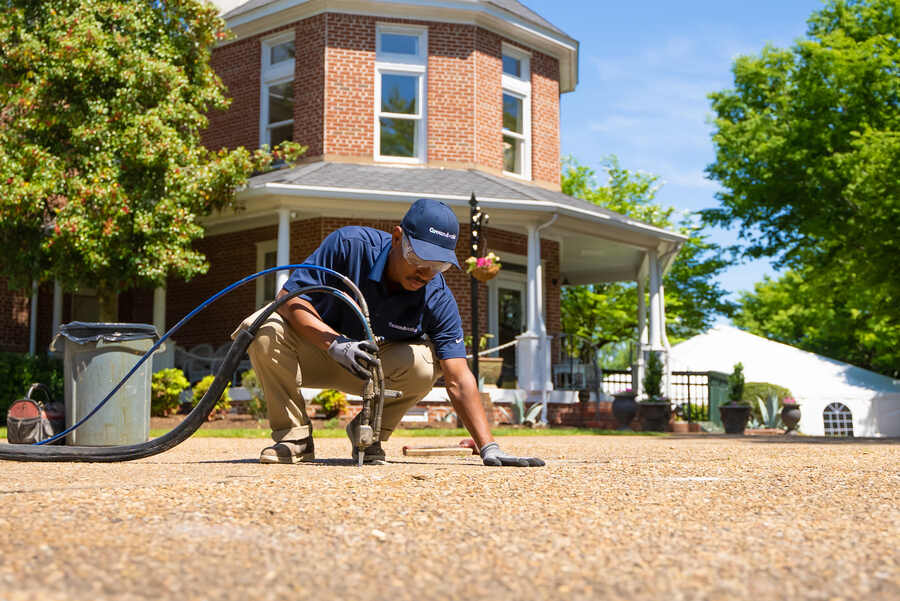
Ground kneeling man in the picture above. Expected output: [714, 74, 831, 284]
[235, 198, 543, 467]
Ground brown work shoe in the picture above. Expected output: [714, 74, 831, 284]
[259, 437, 315, 464]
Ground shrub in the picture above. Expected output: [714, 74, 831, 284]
[151, 368, 189, 417]
[313, 389, 347, 419]
[642, 351, 665, 401]
[684, 402, 709, 422]
[192, 375, 231, 418]
[0, 352, 63, 425]
[240, 369, 267, 421]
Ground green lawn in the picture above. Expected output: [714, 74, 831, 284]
[150, 426, 660, 438]
[1, 426, 661, 441]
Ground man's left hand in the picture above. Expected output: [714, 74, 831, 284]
[479, 442, 545, 467]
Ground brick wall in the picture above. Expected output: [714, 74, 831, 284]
[324, 13, 376, 157]
[427, 22, 477, 164]
[204, 12, 561, 184]
[204, 29, 263, 151]
[531, 50, 561, 186]
[295, 16, 327, 157]
[0, 277, 31, 353]
[474, 28, 503, 172]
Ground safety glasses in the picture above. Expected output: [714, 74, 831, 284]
[401, 232, 453, 274]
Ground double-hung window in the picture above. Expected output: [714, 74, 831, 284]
[375, 24, 427, 162]
[501, 44, 531, 179]
[260, 33, 295, 148]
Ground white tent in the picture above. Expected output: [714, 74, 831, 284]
[669, 326, 900, 437]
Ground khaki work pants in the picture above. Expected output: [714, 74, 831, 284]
[234, 308, 442, 442]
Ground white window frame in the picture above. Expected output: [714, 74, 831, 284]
[374, 24, 427, 164]
[255, 240, 278, 308]
[501, 43, 531, 180]
[259, 32, 296, 149]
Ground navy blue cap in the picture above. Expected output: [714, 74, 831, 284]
[400, 199, 460, 268]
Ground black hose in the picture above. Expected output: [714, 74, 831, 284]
[0, 285, 379, 462]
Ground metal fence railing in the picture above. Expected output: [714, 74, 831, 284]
[550, 367, 727, 426]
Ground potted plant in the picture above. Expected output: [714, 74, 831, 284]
[638, 350, 671, 431]
[611, 388, 638, 430]
[466, 333, 503, 387]
[671, 404, 690, 433]
[781, 396, 801, 434]
[465, 251, 502, 282]
[719, 362, 752, 434]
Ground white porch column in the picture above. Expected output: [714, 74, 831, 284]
[52, 280, 63, 337]
[635, 277, 647, 396]
[152, 285, 175, 371]
[153, 286, 167, 334]
[276, 208, 291, 292]
[516, 222, 553, 422]
[526, 225, 542, 334]
[28, 280, 38, 356]
[659, 280, 672, 399]
[647, 249, 662, 350]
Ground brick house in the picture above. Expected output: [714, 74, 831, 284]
[4, 0, 685, 414]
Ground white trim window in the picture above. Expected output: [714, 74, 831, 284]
[375, 24, 427, 163]
[255, 240, 278, 308]
[260, 33, 296, 149]
[501, 44, 531, 179]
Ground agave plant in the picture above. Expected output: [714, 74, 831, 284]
[754, 392, 781, 428]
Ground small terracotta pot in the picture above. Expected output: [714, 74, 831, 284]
[671, 421, 690, 433]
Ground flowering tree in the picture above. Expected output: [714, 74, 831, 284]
[0, 0, 305, 320]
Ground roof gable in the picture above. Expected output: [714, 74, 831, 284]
[218, 0, 568, 37]
[211, 0, 578, 91]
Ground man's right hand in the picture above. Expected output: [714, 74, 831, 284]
[327, 336, 378, 379]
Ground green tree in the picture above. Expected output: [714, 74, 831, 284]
[704, 0, 900, 306]
[0, 1, 305, 320]
[734, 269, 900, 377]
[560, 156, 734, 367]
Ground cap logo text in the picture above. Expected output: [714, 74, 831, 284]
[429, 227, 457, 240]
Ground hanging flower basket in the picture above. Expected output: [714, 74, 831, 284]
[466, 252, 502, 282]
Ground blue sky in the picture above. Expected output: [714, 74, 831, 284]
[523, 0, 826, 310]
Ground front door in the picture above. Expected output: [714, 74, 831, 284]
[490, 272, 526, 387]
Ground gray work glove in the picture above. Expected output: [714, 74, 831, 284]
[327, 336, 377, 379]
[479, 442, 545, 467]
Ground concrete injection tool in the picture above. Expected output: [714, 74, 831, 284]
[0, 265, 389, 464]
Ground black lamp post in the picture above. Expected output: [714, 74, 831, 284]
[469, 192, 488, 385]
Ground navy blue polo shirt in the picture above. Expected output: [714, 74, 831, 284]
[282, 226, 466, 360]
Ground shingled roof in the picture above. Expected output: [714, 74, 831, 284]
[245, 161, 683, 242]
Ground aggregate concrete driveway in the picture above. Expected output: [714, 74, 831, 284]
[0, 434, 897, 601]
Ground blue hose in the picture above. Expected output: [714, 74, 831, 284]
[37, 264, 369, 445]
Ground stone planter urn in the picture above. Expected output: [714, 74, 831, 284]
[719, 403, 752, 434]
[611, 391, 638, 430]
[781, 402, 801, 434]
[468, 357, 503, 387]
[638, 400, 672, 432]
